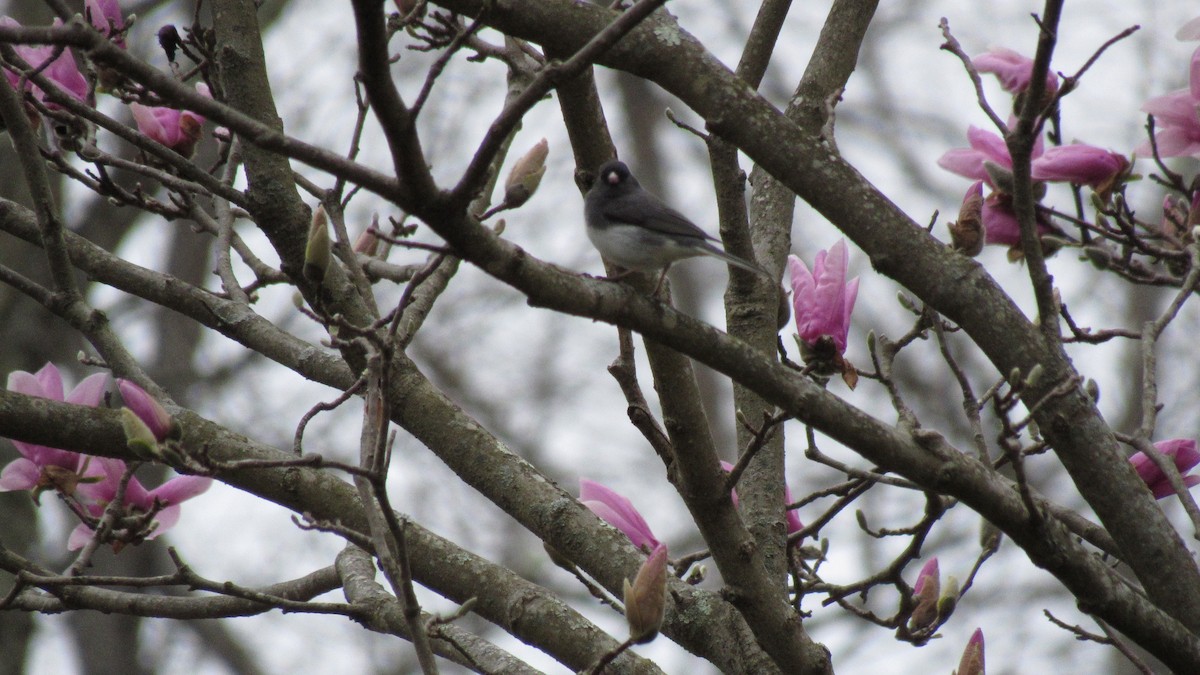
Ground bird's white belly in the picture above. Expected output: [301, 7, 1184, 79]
[586, 223, 701, 271]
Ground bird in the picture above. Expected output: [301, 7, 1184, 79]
[584, 160, 770, 294]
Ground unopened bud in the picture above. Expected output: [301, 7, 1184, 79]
[937, 575, 960, 623]
[956, 628, 986, 675]
[118, 380, 175, 441]
[624, 543, 668, 644]
[1023, 363, 1044, 389]
[122, 407, 161, 460]
[908, 558, 940, 630]
[353, 227, 379, 257]
[304, 205, 331, 284]
[979, 520, 1002, 552]
[503, 138, 548, 208]
[949, 182, 985, 256]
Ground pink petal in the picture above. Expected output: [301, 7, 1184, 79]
[0, 458, 41, 491]
[147, 476, 213, 505]
[143, 504, 182, 539]
[130, 103, 172, 145]
[982, 197, 1022, 245]
[67, 523, 95, 551]
[967, 126, 1012, 167]
[783, 484, 803, 535]
[1190, 46, 1200, 101]
[1031, 146, 1126, 187]
[34, 363, 65, 399]
[67, 372, 109, 407]
[117, 379, 172, 440]
[75, 457, 128, 504]
[913, 557, 939, 595]
[580, 479, 658, 549]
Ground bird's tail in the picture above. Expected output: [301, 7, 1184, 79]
[705, 244, 772, 277]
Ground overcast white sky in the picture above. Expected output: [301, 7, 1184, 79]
[14, 1, 1200, 673]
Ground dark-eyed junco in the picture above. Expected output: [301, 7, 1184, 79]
[584, 160, 769, 292]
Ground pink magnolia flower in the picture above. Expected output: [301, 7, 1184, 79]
[129, 84, 210, 156]
[0, 364, 108, 494]
[974, 47, 1059, 95]
[0, 18, 89, 107]
[579, 479, 659, 551]
[1030, 145, 1128, 189]
[719, 461, 803, 536]
[117, 379, 174, 441]
[69, 457, 212, 550]
[84, 0, 125, 48]
[1137, 46, 1200, 159]
[956, 628, 986, 675]
[939, 126, 1121, 190]
[1129, 439, 1200, 499]
[787, 240, 859, 355]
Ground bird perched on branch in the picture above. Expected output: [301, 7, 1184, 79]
[584, 160, 769, 295]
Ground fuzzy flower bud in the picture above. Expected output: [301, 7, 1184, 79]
[503, 138, 548, 208]
[117, 379, 176, 441]
[956, 628, 986, 675]
[949, 181, 985, 256]
[937, 575, 960, 623]
[305, 204, 332, 284]
[121, 407, 161, 460]
[908, 557, 940, 630]
[624, 543, 668, 644]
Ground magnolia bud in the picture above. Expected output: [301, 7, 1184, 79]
[353, 227, 380, 257]
[503, 138, 548, 208]
[908, 558, 940, 631]
[1023, 363, 1044, 388]
[304, 205, 331, 284]
[979, 520, 1002, 552]
[122, 407, 161, 460]
[949, 182, 985, 256]
[118, 380, 176, 441]
[937, 575, 960, 623]
[624, 544, 668, 644]
[956, 628, 986, 675]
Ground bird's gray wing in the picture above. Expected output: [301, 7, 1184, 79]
[602, 192, 716, 242]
